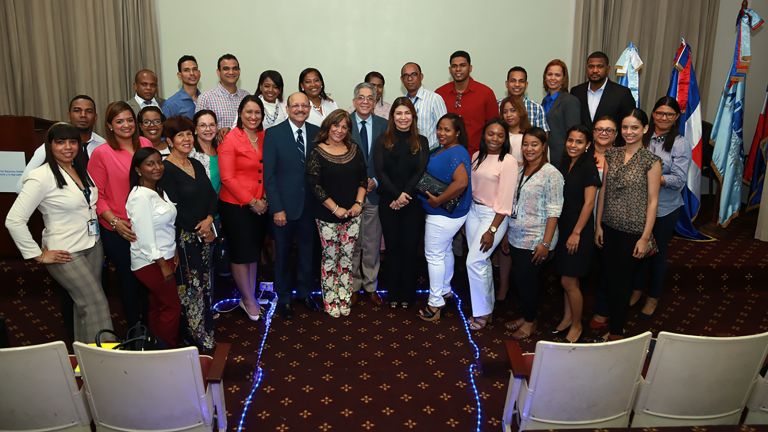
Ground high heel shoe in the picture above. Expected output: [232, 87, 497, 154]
[468, 314, 493, 331]
[550, 321, 572, 336]
[239, 299, 261, 322]
[640, 297, 658, 318]
[565, 327, 583, 343]
[629, 290, 642, 307]
[418, 305, 442, 322]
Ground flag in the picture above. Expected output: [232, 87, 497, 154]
[615, 42, 643, 108]
[711, 6, 764, 227]
[666, 39, 712, 241]
[745, 86, 768, 211]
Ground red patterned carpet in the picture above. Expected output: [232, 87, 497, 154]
[1, 210, 767, 431]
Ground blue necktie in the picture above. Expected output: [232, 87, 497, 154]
[296, 129, 305, 164]
[360, 120, 369, 158]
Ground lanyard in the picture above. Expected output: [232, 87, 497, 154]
[61, 167, 92, 211]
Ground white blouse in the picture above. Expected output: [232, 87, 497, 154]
[6, 165, 99, 259]
[126, 186, 177, 271]
[260, 96, 288, 129]
[306, 98, 339, 127]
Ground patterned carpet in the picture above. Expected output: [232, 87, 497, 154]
[1, 210, 767, 431]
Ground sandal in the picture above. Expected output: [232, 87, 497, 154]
[468, 314, 492, 331]
[511, 321, 536, 340]
[504, 317, 525, 331]
[390, 301, 398, 309]
[418, 305, 442, 322]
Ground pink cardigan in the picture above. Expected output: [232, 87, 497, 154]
[88, 137, 152, 230]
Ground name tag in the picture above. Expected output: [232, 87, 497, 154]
[87, 219, 100, 236]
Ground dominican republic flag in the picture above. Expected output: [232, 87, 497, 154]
[711, 6, 764, 227]
[744, 86, 768, 211]
[666, 39, 711, 240]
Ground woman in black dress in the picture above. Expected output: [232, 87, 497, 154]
[159, 116, 218, 349]
[553, 125, 601, 343]
[373, 97, 430, 308]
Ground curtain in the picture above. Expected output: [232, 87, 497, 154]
[0, 0, 160, 128]
[572, 0, 720, 113]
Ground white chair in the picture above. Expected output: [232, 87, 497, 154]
[746, 372, 768, 424]
[73, 341, 230, 432]
[502, 331, 652, 431]
[631, 331, 768, 427]
[0, 341, 91, 431]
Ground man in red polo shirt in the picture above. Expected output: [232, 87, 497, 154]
[436, 50, 498, 155]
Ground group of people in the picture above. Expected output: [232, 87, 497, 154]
[6, 49, 691, 348]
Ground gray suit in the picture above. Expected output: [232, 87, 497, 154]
[544, 91, 581, 169]
[349, 112, 387, 293]
[126, 96, 166, 115]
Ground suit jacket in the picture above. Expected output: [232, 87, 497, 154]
[545, 91, 581, 168]
[349, 113, 387, 204]
[263, 119, 319, 220]
[126, 96, 166, 115]
[570, 79, 635, 127]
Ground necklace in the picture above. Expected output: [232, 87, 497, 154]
[169, 155, 194, 177]
[311, 100, 323, 114]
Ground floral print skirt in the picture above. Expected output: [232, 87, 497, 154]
[176, 229, 215, 350]
[316, 216, 361, 318]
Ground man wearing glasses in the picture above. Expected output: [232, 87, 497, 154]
[263, 92, 322, 320]
[195, 53, 249, 129]
[400, 62, 446, 150]
[436, 50, 497, 155]
[126, 69, 165, 114]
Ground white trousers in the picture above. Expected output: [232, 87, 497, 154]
[465, 202, 509, 317]
[424, 213, 468, 307]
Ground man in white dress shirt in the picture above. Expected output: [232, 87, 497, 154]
[400, 62, 447, 150]
[18, 95, 105, 192]
[126, 69, 165, 114]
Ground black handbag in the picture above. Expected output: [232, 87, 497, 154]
[95, 322, 166, 351]
[415, 172, 461, 212]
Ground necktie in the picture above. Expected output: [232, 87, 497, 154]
[360, 120, 369, 158]
[296, 129, 305, 164]
[143, 99, 152, 107]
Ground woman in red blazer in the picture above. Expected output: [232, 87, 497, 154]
[218, 95, 269, 321]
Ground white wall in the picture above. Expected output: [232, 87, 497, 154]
[705, 0, 767, 151]
[155, 0, 576, 107]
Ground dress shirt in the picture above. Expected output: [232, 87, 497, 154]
[306, 98, 339, 127]
[507, 163, 563, 250]
[134, 94, 161, 109]
[470, 152, 519, 216]
[18, 132, 105, 193]
[126, 186, 177, 271]
[587, 79, 608, 121]
[374, 100, 391, 119]
[87, 137, 153, 230]
[261, 97, 288, 129]
[195, 83, 250, 130]
[163, 87, 200, 119]
[354, 112, 374, 155]
[649, 134, 689, 217]
[406, 86, 447, 150]
[6, 164, 98, 259]
[496, 96, 550, 131]
[436, 78, 499, 155]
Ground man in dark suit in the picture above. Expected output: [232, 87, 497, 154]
[348, 83, 387, 306]
[570, 51, 636, 128]
[263, 92, 321, 319]
[126, 69, 165, 113]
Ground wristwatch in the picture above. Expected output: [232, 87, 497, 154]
[540, 241, 551, 249]
[488, 225, 497, 234]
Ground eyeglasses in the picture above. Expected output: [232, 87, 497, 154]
[197, 123, 217, 130]
[401, 72, 420, 80]
[355, 95, 375, 102]
[653, 111, 677, 119]
[594, 127, 616, 135]
[141, 119, 162, 126]
[288, 103, 310, 110]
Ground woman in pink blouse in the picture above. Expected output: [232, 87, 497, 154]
[88, 101, 153, 327]
[465, 119, 518, 330]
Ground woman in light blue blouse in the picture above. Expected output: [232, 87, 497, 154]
[631, 97, 690, 317]
[417, 113, 472, 322]
[502, 127, 563, 339]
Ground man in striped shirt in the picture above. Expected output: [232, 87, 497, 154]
[498, 66, 549, 132]
[400, 62, 447, 150]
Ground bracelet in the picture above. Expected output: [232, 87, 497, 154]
[355, 200, 363, 206]
[332, 204, 339, 214]
[109, 217, 121, 229]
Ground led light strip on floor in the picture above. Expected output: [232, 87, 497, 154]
[450, 290, 484, 432]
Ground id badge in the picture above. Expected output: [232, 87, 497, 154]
[87, 219, 100, 236]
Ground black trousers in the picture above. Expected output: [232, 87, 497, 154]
[602, 225, 643, 335]
[379, 201, 423, 303]
[101, 228, 148, 327]
[510, 246, 544, 322]
[634, 207, 681, 298]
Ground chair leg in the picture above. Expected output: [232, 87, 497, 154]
[502, 373, 522, 432]
[210, 382, 227, 432]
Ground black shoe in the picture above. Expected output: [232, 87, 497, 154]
[302, 296, 321, 312]
[279, 303, 294, 320]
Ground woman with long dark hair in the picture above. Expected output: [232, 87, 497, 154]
[126, 147, 181, 347]
[595, 109, 662, 340]
[553, 125, 601, 343]
[630, 97, 689, 317]
[465, 119, 518, 329]
[306, 109, 368, 317]
[7, 122, 114, 342]
[373, 97, 430, 308]
[502, 127, 563, 340]
[299, 67, 338, 126]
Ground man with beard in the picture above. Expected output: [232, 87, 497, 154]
[436, 50, 497, 154]
[570, 51, 636, 127]
[18, 95, 105, 191]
